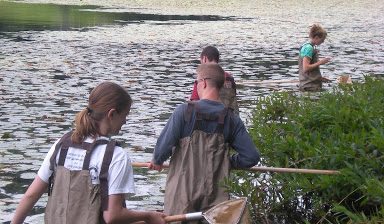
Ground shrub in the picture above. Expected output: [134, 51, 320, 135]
[225, 76, 384, 223]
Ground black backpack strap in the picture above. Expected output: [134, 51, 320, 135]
[99, 140, 117, 211]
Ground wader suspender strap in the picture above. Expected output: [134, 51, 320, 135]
[224, 73, 237, 91]
[48, 131, 72, 196]
[99, 140, 116, 211]
[216, 107, 227, 133]
[184, 101, 195, 123]
[49, 131, 73, 171]
[58, 139, 110, 167]
[47, 131, 115, 211]
[57, 138, 113, 212]
[185, 102, 229, 134]
[81, 140, 109, 170]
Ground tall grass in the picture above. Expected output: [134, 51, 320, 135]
[225, 76, 384, 223]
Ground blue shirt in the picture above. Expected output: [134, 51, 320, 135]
[153, 100, 260, 168]
[300, 43, 314, 59]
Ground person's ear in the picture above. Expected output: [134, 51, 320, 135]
[107, 108, 116, 119]
[201, 56, 207, 63]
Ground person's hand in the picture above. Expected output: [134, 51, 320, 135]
[146, 211, 166, 224]
[321, 76, 332, 82]
[319, 57, 331, 65]
[148, 161, 163, 172]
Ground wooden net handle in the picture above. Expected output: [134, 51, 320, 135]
[131, 162, 340, 175]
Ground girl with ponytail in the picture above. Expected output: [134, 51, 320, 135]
[12, 82, 165, 224]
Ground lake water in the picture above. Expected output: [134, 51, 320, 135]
[0, 0, 383, 223]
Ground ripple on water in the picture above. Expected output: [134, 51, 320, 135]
[1, 0, 384, 223]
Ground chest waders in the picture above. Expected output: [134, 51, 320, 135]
[298, 44, 322, 91]
[164, 103, 233, 223]
[219, 73, 239, 115]
[45, 131, 118, 224]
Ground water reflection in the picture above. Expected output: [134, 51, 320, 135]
[0, 1, 233, 32]
[0, 0, 383, 223]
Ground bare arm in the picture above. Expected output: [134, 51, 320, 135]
[302, 56, 330, 73]
[12, 176, 48, 224]
[103, 194, 166, 224]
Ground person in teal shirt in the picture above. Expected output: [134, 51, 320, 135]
[298, 24, 331, 91]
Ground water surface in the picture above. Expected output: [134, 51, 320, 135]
[0, 0, 383, 223]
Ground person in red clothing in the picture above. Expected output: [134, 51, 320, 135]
[190, 46, 239, 114]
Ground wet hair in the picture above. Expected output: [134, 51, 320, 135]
[200, 46, 220, 63]
[196, 64, 225, 89]
[71, 81, 132, 143]
[309, 24, 327, 39]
